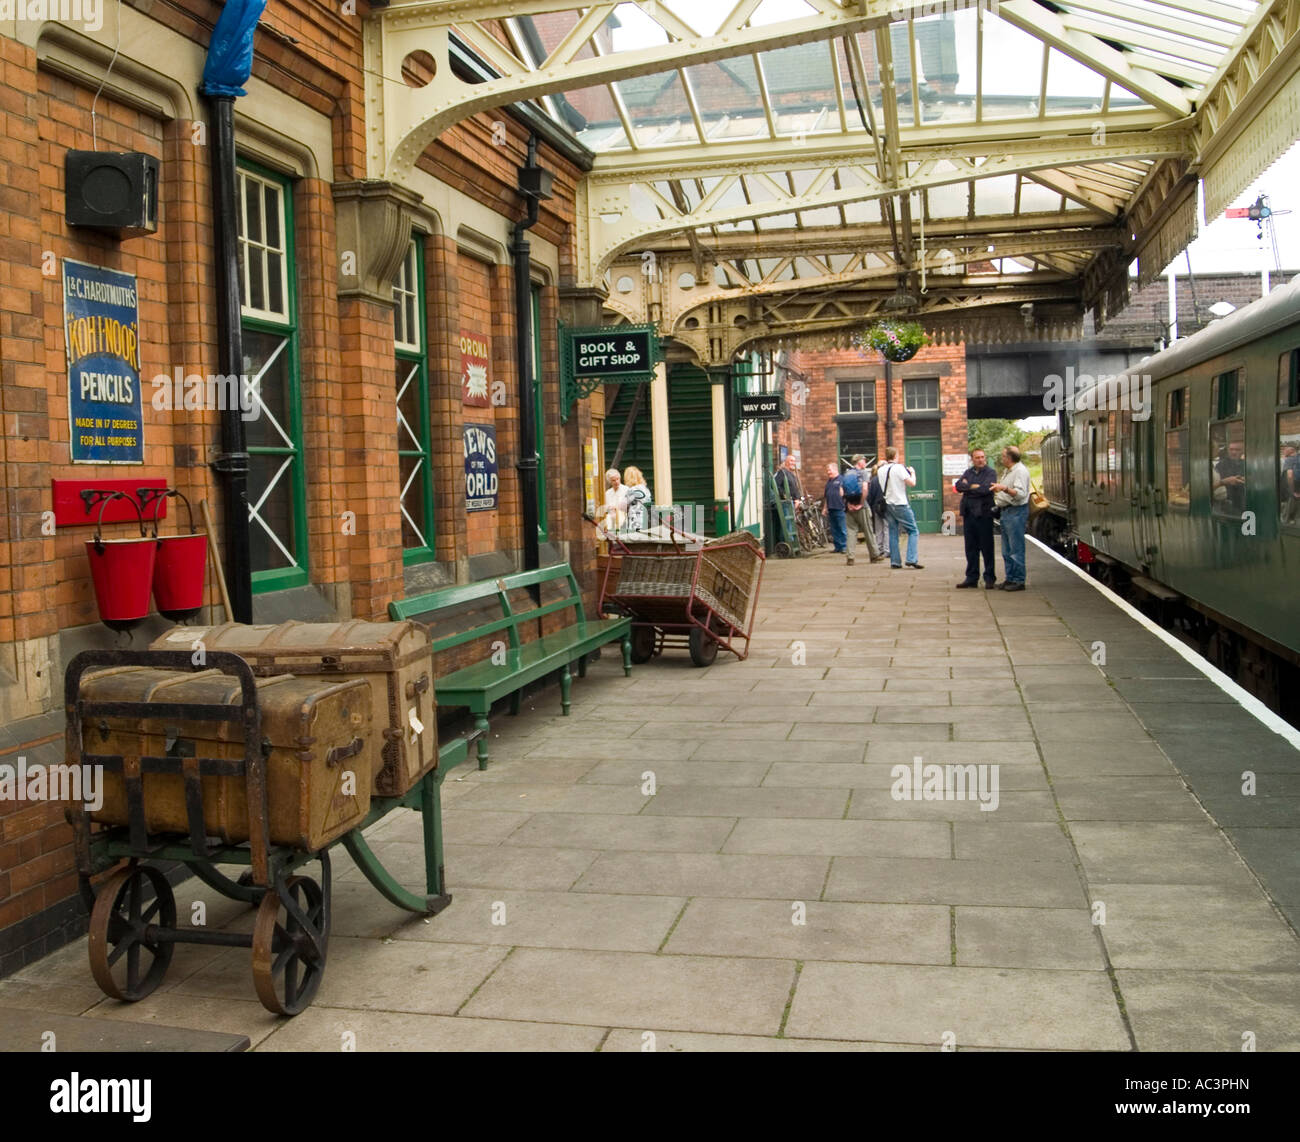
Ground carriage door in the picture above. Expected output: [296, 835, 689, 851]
[1132, 400, 1166, 580]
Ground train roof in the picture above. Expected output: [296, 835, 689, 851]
[1117, 274, 1300, 387]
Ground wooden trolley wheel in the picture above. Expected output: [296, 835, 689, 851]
[88, 863, 176, 1002]
[689, 624, 720, 667]
[774, 540, 793, 558]
[630, 626, 657, 664]
[252, 874, 328, 1016]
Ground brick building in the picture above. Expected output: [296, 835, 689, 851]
[0, 2, 606, 974]
[774, 342, 970, 532]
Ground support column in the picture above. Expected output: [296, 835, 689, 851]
[650, 361, 672, 506]
[711, 379, 730, 534]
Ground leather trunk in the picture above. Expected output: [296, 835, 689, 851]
[80, 666, 373, 851]
[151, 620, 436, 796]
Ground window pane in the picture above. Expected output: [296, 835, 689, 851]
[247, 250, 266, 312]
[1165, 428, 1189, 506]
[399, 451, 428, 549]
[242, 175, 262, 244]
[248, 451, 297, 572]
[243, 329, 292, 449]
[904, 379, 938, 411]
[838, 421, 876, 460]
[1281, 351, 1300, 408]
[267, 251, 284, 314]
[1211, 420, 1246, 516]
[1280, 410, 1300, 525]
[264, 184, 281, 250]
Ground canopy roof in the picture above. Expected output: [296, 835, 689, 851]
[372, 0, 1299, 353]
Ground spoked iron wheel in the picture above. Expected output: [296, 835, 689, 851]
[88, 862, 176, 1002]
[252, 869, 329, 1016]
[774, 540, 793, 558]
[629, 626, 657, 664]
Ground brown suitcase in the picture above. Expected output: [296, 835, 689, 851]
[81, 666, 373, 851]
[151, 620, 435, 796]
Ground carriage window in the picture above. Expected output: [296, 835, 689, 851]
[1212, 369, 1242, 419]
[1280, 355, 1300, 526]
[1210, 419, 1246, 518]
[1106, 411, 1117, 495]
[1281, 349, 1300, 408]
[1093, 419, 1106, 490]
[1165, 386, 1189, 507]
[1119, 410, 1132, 498]
[1280, 411, 1300, 527]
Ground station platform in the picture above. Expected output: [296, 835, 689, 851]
[4, 536, 1299, 1051]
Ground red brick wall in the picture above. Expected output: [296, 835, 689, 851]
[0, 2, 596, 970]
[779, 343, 969, 520]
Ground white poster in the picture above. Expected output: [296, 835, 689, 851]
[942, 453, 968, 476]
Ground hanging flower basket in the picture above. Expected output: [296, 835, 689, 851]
[852, 321, 930, 363]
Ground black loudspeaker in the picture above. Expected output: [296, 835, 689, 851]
[65, 151, 159, 239]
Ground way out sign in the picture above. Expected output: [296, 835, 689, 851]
[737, 393, 788, 421]
[567, 326, 655, 379]
[464, 423, 498, 512]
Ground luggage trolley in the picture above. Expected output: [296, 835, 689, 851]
[596, 526, 766, 667]
[66, 648, 476, 1016]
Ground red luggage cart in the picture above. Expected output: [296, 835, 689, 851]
[595, 523, 766, 666]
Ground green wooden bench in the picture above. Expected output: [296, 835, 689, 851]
[389, 563, 632, 770]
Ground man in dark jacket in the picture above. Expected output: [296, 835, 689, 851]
[953, 448, 997, 588]
[821, 462, 848, 554]
[774, 455, 803, 501]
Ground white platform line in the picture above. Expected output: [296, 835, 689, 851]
[1027, 535, 1300, 752]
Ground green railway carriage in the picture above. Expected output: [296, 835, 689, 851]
[1039, 278, 1300, 707]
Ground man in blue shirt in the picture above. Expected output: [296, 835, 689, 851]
[821, 462, 848, 554]
[953, 448, 997, 588]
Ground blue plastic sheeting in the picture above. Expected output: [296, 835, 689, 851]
[199, 0, 268, 98]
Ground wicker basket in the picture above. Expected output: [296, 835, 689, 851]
[699, 532, 763, 630]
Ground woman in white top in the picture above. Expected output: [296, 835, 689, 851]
[602, 468, 626, 534]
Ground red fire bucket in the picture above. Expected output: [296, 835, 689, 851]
[150, 490, 207, 622]
[85, 493, 158, 632]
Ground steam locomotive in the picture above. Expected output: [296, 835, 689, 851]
[1034, 276, 1300, 720]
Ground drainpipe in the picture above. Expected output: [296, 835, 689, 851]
[884, 358, 894, 448]
[512, 135, 543, 598]
[200, 0, 266, 624]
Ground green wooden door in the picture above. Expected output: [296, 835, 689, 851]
[668, 364, 717, 537]
[908, 436, 942, 532]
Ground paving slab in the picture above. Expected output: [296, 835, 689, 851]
[641, 785, 848, 819]
[785, 962, 1130, 1049]
[572, 851, 829, 900]
[462, 948, 794, 1035]
[825, 856, 1087, 908]
[258, 1009, 606, 1052]
[724, 817, 950, 858]
[391, 888, 684, 952]
[601, 1029, 920, 1051]
[954, 906, 1105, 969]
[503, 812, 737, 853]
[1115, 970, 1300, 1052]
[1095, 884, 1300, 971]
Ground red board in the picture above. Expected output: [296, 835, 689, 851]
[52, 478, 168, 527]
[1224, 207, 1251, 217]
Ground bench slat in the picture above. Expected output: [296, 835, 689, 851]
[437, 620, 629, 705]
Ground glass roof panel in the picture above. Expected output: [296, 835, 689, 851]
[756, 41, 836, 136]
